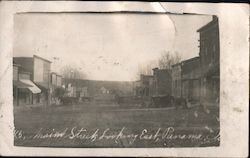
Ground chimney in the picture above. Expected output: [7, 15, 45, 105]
[212, 15, 218, 21]
[152, 67, 159, 75]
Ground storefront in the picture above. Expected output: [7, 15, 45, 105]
[13, 79, 41, 106]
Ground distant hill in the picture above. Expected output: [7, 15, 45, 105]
[63, 78, 134, 96]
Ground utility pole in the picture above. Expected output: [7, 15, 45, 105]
[47, 68, 50, 106]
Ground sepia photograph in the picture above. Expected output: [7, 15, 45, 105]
[12, 12, 220, 148]
[0, 1, 249, 157]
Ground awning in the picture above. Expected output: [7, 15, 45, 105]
[19, 79, 41, 94]
[36, 82, 49, 89]
[13, 80, 32, 88]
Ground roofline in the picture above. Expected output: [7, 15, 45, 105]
[172, 62, 182, 67]
[197, 15, 218, 32]
[140, 74, 154, 77]
[13, 56, 33, 60]
[181, 56, 200, 64]
[153, 68, 171, 71]
[33, 55, 52, 63]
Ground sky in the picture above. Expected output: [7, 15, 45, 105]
[13, 12, 212, 81]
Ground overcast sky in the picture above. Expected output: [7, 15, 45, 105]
[14, 13, 211, 81]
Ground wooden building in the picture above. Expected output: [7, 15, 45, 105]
[13, 55, 52, 105]
[13, 63, 41, 106]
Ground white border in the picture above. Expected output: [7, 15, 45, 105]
[0, 1, 249, 157]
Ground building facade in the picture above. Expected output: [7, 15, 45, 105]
[18, 71, 33, 105]
[152, 68, 172, 96]
[56, 74, 62, 87]
[13, 63, 41, 106]
[181, 57, 201, 102]
[171, 63, 182, 99]
[13, 55, 52, 105]
[140, 74, 154, 97]
[13, 64, 32, 106]
[133, 80, 141, 96]
[50, 72, 63, 105]
[197, 16, 220, 106]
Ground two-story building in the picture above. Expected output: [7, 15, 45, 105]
[13, 63, 41, 106]
[13, 55, 52, 105]
[171, 63, 182, 99]
[51, 72, 62, 88]
[197, 16, 220, 106]
[181, 57, 201, 103]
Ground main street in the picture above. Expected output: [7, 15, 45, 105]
[14, 103, 219, 147]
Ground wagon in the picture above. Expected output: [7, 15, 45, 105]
[151, 95, 175, 108]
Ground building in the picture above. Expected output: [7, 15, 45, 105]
[18, 71, 33, 105]
[51, 72, 57, 87]
[13, 64, 30, 106]
[197, 16, 220, 106]
[80, 87, 88, 97]
[13, 63, 41, 106]
[66, 83, 76, 97]
[133, 80, 141, 96]
[51, 72, 62, 88]
[171, 63, 182, 99]
[152, 68, 172, 96]
[50, 72, 63, 104]
[181, 57, 201, 102]
[13, 55, 52, 105]
[56, 74, 62, 87]
[140, 74, 154, 97]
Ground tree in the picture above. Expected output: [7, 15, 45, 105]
[158, 51, 181, 69]
[136, 51, 181, 80]
[137, 60, 158, 78]
[60, 65, 86, 79]
[53, 87, 67, 98]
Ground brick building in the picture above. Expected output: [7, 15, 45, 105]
[197, 16, 220, 106]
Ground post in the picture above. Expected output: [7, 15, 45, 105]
[47, 69, 50, 106]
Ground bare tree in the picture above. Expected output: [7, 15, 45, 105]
[138, 65, 153, 76]
[60, 65, 86, 79]
[136, 51, 181, 80]
[158, 51, 181, 69]
[137, 60, 158, 79]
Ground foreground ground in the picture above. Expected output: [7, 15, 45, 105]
[14, 103, 219, 147]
